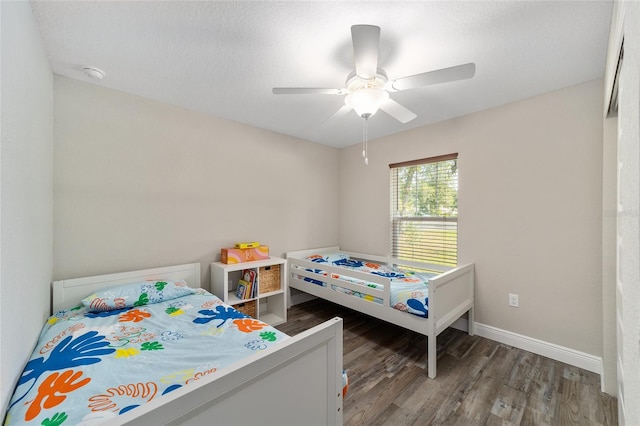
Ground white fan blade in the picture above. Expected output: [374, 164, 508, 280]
[390, 63, 476, 91]
[272, 88, 343, 95]
[351, 25, 380, 80]
[379, 98, 417, 123]
[323, 105, 352, 124]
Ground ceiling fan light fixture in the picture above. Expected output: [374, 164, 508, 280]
[271, 24, 475, 161]
[345, 87, 389, 117]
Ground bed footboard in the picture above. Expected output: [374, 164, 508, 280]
[116, 318, 344, 425]
[430, 263, 475, 336]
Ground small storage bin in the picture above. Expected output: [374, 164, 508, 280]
[220, 245, 269, 264]
[259, 264, 281, 294]
[234, 300, 256, 318]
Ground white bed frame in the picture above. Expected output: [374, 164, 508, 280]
[286, 246, 474, 379]
[51, 263, 344, 425]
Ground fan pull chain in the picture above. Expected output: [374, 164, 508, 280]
[362, 114, 369, 165]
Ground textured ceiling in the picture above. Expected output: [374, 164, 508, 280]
[30, 1, 613, 148]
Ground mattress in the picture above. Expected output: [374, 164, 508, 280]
[299, 253, 435, 317]
[4, 284, 288, 426]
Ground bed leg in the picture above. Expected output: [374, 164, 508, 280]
[427, 334, 436, 379]
[468, 306, 475, 336]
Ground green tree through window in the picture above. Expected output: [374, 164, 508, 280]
[390, 154, 458, 268]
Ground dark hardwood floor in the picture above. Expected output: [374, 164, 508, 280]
[276, 299, 617, 426]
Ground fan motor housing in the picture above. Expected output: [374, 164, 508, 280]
[345, 68, 388, 93]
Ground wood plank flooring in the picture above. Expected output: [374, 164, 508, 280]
[276, 299, 617, 426]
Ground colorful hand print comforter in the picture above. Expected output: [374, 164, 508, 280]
[4, 288, 288, 426]
[301, 254, 436, 318]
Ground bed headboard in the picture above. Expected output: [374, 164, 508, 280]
[51, 263, 201, 314]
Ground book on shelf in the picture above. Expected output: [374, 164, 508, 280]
[241, 269, 257, 298]
[235, 281, 245, 299]
[236, 279, 253, 300]
[236, 280, 247, 299]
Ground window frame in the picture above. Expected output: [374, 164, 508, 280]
[389, 153, 459, 268]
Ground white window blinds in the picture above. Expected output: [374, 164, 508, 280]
[390, 153, 458, 267]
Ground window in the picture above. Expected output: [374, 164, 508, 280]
[390, 153, 458, 268]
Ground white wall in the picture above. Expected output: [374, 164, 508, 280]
[601, 0, 624, 400]
[602, 116, 617, 395]
[339, 79, 604, 357]
[0, 0, 53, 413]
[53, 77, 340, 286]
[616, 1, 640, 422]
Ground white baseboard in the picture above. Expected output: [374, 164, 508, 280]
[474, 322, 602, 375]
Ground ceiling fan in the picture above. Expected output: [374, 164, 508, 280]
[272, 24, 475, 163]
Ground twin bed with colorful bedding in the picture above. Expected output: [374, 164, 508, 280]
[300, 252, 437, 317]
[286, 246, 475, 379]
[4, 263, 344, 426]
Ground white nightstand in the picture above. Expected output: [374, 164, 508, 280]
[211, 256, 287, 326]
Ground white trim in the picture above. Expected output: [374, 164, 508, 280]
[600, 358, 606, 393]
[604, 0, 625, 115]
[475, 322, 602, 375]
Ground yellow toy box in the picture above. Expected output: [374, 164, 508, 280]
[221, 245, 269, 264]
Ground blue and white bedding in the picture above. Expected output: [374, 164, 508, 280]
[4, 281, 288, 426]
[299, 253, 436, 318]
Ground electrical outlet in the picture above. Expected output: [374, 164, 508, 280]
[509, 293, 519, 308]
